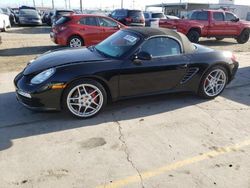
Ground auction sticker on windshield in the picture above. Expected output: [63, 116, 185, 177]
[123, 35, 138, 43]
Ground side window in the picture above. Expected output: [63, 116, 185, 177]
[79, 17, 98, 26]
[190, 11, 208, 21]
[213, 12, 224, 21]
[98, 17, 117, 27]
[225, 12, 237, 21]
[140, 37, 181, 58]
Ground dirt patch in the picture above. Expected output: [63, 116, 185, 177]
[80, 137, 107, 149]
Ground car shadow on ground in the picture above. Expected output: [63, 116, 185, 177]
[0, 67, 249, 151]
[7, 25, 51, 34]
[0, 91, 207, 151]
[199, 40, 237, 46]
[222, 66, 250, 106]
[0, 46, 64, 56]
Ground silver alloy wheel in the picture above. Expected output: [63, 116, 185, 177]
[203, 69, 226, 97]
[67, 84, 104, 117]
[69, 38, 82, 47]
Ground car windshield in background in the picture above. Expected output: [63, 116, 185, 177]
[57, 11, 74, 16]
[20, 9, 39, 16]
[152, 13, 165, 18]
[128, 10, 143, 18]
[95, 30, 140, 58]
[55, 16, 71, 25]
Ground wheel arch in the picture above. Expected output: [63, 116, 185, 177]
[188, 27, 201, 35]
[60, 76, 113, 109]
[198, 62, 232, 88]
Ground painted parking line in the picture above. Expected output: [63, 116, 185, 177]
[96, 139, 250, 188]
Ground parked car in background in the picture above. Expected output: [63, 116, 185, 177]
[18, 9, 42, 25]
[159, 9, 250, 44]
[144, 12, 165, 27]
[51, 9, 74, 25]
[0, 7, 15, 25]
[109, 9, 145, 26]
[42, 10, 54, 25]
[11, 8, 19, 23]
[50, 14, 125, 47]
[0, 8, 11, 31]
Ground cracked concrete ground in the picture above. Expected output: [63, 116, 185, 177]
[0, 26, 250, 188]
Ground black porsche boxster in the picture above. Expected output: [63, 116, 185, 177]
[14, 27, 238, 118]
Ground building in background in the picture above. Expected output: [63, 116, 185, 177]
[146, 0, 250, 20]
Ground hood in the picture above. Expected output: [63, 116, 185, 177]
[23, 47, 107, 75]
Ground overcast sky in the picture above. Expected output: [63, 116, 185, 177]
[0, 0, 249, 10]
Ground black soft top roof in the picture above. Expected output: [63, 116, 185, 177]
[124, 27, 195, 54]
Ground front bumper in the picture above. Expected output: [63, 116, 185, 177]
[19, 20, 42, 25]
[14, 72, 64, 111]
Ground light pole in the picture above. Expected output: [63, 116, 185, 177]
[69, 0, 71, 9]
[33, 0, 36, 7]
[52, 0, 54, 9]
[121, 0, 123, 9]
[80, 0, 83, 12]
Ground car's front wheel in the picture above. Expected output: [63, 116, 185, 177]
[68, 36, 84, 47]
[236, 29, 249, 44]
[63, 79, 107, 118]
[198, 66, 228, 99]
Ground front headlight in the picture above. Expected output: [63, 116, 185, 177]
[31, 68, 55, 84]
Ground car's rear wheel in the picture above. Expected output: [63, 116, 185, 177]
[63, 79, 107, 118]
[198, 66, 228, 99]
[236, 30, 249, 44]
[187, 30, 200, 43]
[68, 36, 84, 48]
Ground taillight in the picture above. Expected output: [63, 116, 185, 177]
[58, 26, 66, 32]
[231, 53, 236, 61]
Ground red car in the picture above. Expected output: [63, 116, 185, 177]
[50, 14, 126, 47]
[159, 9, 250, 44]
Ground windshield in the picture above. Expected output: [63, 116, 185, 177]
[20, 9, 39, 17]
[152, 13, 165, 18]
[95, 30, 140, 58]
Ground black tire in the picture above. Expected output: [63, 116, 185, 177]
[187, 30, 200, 43]
[68, 35, 84, 48]
[62, 79, 107, 118]
[236, 30, 249, 44]
[198, 66, 228, 99]
[215, 37, 224, 41]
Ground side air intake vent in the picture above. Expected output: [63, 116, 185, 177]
[181, 67, 199, 84]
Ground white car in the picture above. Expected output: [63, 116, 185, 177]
[0, 8, 11, 31]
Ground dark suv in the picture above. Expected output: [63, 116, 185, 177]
[51, 9, 74, 25]
[109, 9, 145, 26]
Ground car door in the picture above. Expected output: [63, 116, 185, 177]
[225, 12, 241, 36]
[78, 16, 102, 46]
[209, 12, 227, 36]
[119, 37, 189, 97]
[97, 17, 120, 40]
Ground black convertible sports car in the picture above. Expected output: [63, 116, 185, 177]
[14, 27, 238, 118]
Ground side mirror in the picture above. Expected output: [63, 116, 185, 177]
[232, 18, 239, 22]
[136, 51, 152, 61]
[115, 24, 121, 29]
